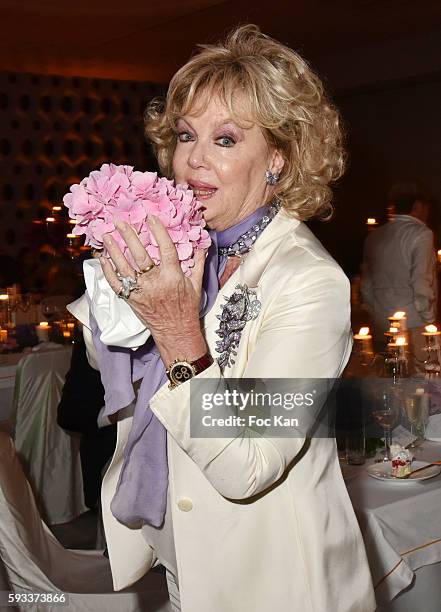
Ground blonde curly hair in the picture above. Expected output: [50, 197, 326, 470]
[145, 24, 345, 221]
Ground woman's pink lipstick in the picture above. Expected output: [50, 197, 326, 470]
[188, 180, 217, 200]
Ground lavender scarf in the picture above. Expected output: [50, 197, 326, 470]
[91, 205, 271, 528]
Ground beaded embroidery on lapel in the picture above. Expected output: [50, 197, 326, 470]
[215, 284, 261, 369]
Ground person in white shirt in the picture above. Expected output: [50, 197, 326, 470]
[361, 181, 437, 371]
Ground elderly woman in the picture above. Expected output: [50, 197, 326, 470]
[71, 24, 375, 612]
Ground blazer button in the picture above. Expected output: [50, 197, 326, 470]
[177, 498, 193, 512]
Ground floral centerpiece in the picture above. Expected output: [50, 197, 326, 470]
[63, 163, 211, 275]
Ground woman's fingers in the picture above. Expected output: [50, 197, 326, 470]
[102, 234, 135, 279]
[189, 248, 207, 292]
[114, 220, 154, 272]
[148, 215, 180, 269]
[100, 255, 123, 294]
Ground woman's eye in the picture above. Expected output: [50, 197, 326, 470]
[177, 131, 194, 142]
[216, 135, 235, 147]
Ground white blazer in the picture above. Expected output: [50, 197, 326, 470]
[73, 212, 376, 612]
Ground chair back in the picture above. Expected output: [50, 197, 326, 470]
[0, 430, 172, 610]
[12, 347, 87, 524]
[0, 431, 60, 591]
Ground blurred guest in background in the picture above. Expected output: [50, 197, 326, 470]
[361, 180, 437, 370]
[57, 332, 116, 509]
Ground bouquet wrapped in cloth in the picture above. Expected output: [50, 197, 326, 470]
[63, 163, 210, 348]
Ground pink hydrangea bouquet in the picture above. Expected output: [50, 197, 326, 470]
[63, 163, 211, 275]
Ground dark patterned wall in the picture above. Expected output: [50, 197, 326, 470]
[0, 71, 167, 255]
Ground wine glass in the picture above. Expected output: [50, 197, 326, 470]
[404, 392, 430, 448]
[372, 385, 401, 461]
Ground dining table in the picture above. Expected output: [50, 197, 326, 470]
[344, 440, 441, 611]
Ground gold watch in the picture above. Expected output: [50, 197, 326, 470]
[166, 353, 214, 389]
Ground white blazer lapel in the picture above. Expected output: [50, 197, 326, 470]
[203, 212, 299, 372]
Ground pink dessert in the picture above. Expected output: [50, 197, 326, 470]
[390, 445, 413, 477]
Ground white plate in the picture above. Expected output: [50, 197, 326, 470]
[367, 461, 441, 483]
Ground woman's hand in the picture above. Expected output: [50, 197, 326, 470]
[100, 216, 208, 366]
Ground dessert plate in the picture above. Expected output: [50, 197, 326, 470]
[367, 461, 441, 483]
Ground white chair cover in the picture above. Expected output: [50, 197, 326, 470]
[0, 430, 171, 612]
[12, 347, 87, 524]
[0, 360, 17, 421]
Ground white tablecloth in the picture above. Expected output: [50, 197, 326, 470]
[346, 442, 441, 610]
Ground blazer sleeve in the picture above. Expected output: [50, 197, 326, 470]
[150, 263, 352, 500]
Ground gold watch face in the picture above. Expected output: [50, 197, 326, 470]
[169, 361, 196, 386]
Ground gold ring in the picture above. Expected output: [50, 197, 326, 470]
[139, 263, 155, 274]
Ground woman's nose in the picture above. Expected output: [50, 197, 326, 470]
[187, 140, 209, 169]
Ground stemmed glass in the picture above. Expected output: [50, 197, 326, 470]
[404, 393, 429, 449]
[372, 385, 401, 461]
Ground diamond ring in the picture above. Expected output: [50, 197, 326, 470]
[117, 275, 139, 300]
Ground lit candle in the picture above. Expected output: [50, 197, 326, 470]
[36, 321, 50, 343]
[423, 324, 441, 336]
[0, 294, 9, 301]
[0, 329, 7, 343]
[52, 206, 62, 212]
[438, 250, 441, 264]
[353, 326, 372, 340]
[388, 311, 407, 331]
[63, 330, 71, 339]
[68, 219, 78, 225]
[46, 217, 55, 223]
[394, 311, 405, 318]
[366, 218, 377, 226]
[66, 233, 80, 239]
[394, 335, 408, 359]
[67, 322, 75, 329]
[353, 326, 373, 362]
[384, 326, 399, 340]
[423, 324, 441, 352]
[386, 335, 408, 369]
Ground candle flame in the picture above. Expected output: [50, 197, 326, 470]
[66, 233, 79, 239]
[395, 336, 407, 345]
[425, 324, 438, 333]
[0, 294, 9, 300]
[389, 327, 398, 333]
[366, 218, 377, 225]
[358, 327, 370, 336]
[52, 206, 62, 211]
[69, 219, 78, 224]
[46, 217, 55, 223]
[392, 311, 406, 319]
[38, 322, 49, 328]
